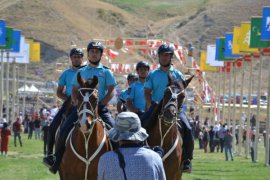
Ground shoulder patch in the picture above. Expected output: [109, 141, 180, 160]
[102, 65, 110, 69]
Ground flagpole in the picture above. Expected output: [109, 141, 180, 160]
[228, 63, 232, 127]
[22, 63, 27, 120]
[217, 69, 221, 124]
[222, 70, 226, 124]
[265, 56, 270, 166]
[232, 62, 237, 152]
[0, 49, 4, 118]
[246, 58, 253, 159]
[5, 52, 10, 123]
[254, 55, 262, 162]
[238, 60, 245, 156]
[11, 58, 16, 124]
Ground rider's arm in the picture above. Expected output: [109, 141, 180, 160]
[127, 98, 140, 113]
[100, 85, 115, 106]
[57, 85, 68, 101]
[144, 88, 152, 111]
[71, 86, 79, 106]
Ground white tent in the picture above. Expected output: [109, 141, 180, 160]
[18, 84, 30, 92]
[29, 84, 40, 92]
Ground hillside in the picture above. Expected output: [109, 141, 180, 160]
[0, 0, 269, 93]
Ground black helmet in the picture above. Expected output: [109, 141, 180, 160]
[87, 41, 104, 54]
[157, 44, 174, 54]
[70, 48, 84, 57]
[136, 61, 150, 71]
[127, 73, 138, 80]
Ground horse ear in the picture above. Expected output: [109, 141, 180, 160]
[92, 76, 99, 87]
[167, 73, 173, 86]
[77, 72, 85, 87]
[184, 75, 194, 89]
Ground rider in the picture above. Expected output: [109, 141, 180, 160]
[46, 41, 117, 174]
[116, 73, 138, 113]
[127, 61, 150, 118]
[43, 48, 83, 165]
[143, 43, 194, 173]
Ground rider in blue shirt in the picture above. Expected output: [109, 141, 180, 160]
[117, 73, 138, 113]
[127, 61, 150, 118]
[47, 41, 117, 174]
[143, 43, 194, 173]
[43, 48, 83, 168]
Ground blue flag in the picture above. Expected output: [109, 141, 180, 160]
[224, 33, 241, 58]
[0, 20, 6, 46]
[261, 7, 270, 41]
[11, 30, 21, 52]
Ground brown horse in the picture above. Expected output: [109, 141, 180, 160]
[59, 73, 111, 180]
[146, 74, 193, 180]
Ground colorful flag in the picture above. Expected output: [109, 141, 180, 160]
[250, 16, 270, 48]
[206, 45, 224, 67]
[11, 30, 21, 52]
[30, 42, 40, 63]
[225, 33, 241, 58]
[216, 37, 232, 61]
[200, 51, 218, 72]
[0, 27, 13, 50]
[232, 27, 241, 54]
[238, 22, 259, 53]
[0, 20, 6, 46]
[261, 6, 270, 41]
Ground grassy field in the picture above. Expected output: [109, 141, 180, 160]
[0, 133, 269, 180]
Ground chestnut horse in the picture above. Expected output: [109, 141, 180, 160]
[146, 74, 193, 180]
[59, 73, 111, 180]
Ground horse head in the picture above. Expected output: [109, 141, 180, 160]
[160, 74, 194, 124]
[75, 72, 99, 133]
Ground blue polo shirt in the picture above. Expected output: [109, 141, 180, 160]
[117, 88, 131, 103]
[144, 66, 185, 103]
[128, 81, 146, 111]
[58, 68, 77, 96]
[71, 64, 117, 102]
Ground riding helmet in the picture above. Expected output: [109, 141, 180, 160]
[87, 41, 104, 54]
[157, 44, 174, 54]
[136, 61, 150, 71]
[69, 48, 84, 57]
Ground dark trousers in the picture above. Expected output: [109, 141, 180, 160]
[220, 138, 224, 153]
[14, 132, 22, 147]
[46, 103, 68, 155]
[98, 104, 115, 128]
[250, 147, 255, 162]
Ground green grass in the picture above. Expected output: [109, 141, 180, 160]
[0, 133, 269, 180]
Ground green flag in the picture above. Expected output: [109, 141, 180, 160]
[0, 27, 13, 50]
[250, 16, 270, 48]
[216, 37, 232, 61]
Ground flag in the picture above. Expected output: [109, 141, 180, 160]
[0, 20, 6, 46]
[206, 45, 224, 67]
[0, 27, 13, 50]
[200, 51, 218, 72]
[238, 22, 259, 53]
[30, 42, 40, 63]
[232, 26, 241, 54]
[216, 37, 232, 61]
[225, 33, 241, 58]
[11, 30, 21, 52]
[261, 6, 270, 41]
[250, 16, 270, 48]
[107, 49, 119, 59]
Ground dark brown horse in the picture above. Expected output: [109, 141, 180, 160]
[59, 73, 111, 180]
[146, 74, 193, 180]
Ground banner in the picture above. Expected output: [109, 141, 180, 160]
[216, 37, 232, 61]
[11, 30, 21, 52]
[261, 6, 270, 41]
[30, 42, 40, 63]
[200, 51, 218, 72]
[232, 27, 241, 54]
[238, 22, 259, 53]
[206, 45, 224, 67]
[0, 27, 13, 50]
[250, 16, 270, 48]
[225, 33, 241, 58]
[0, 20, 6, 46]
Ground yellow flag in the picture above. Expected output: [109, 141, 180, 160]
[30, 42, 40, 63]
[232, 27, 240, 54]
[200, 51, 218, 72]
[238, 22, 259, 53]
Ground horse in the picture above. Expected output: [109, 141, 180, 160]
[146, 74, 193, 180]
[59, 73, 111, 180]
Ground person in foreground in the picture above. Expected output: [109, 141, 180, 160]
[98, 112, 166, 180]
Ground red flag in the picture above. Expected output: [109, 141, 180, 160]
[107, 49, 119, 59]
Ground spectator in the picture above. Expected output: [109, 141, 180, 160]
[42, 120, 50, 155]
[209, 126, 215, 152]
[12, 117, 23, 147]
[235, 125, 239, 145]
[224, 129, 234, 161]
[213, 125, 220, 152]
[250, 134, 255, 163]
[28, 119, 34, 139]
[218, 124, 227, 153]
[34, 116, 41, 140]
[0, 122, 11, 156]
[98, 112, 166, 180]
[202, 127, 210, 153]
[198, 129, 203, 149]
